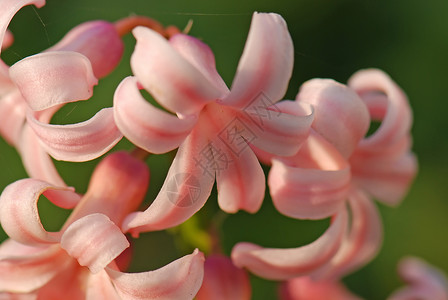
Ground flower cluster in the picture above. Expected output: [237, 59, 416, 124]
[0, 0, 445, 299]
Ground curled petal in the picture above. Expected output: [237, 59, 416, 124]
[215, 139, 265, 213]
[107, 249, 205, 300]
[86, 270, 122, 300]
[388, 257, 448, 300]
[0, 89, 27, 146]
[296, 78, 370, 158]
[169, 34, 228, 94]
[9, 51, 97, 111]
[27, 108, 122, 162]
[18, 123, 67, 186]
[122, 131, 215, 235]
[312, 189, 382, 280]
[196, 255, 251, 300]
[0, 242, 71, 293]
[348, 69, 412, 151]
[0, 0, 45, 57]
[60, 213, 129, 274]
[131, 27, 221, 115]
[231, 210, 348, 280]
[222, 12, 293, 108]
[0, 179, 79, 245]
[114, 76, 197, 154]
[269, 132, 350, 219]
[241, 100, 314, 156]
[48, 20, 123, 78]
[351, 145, 418, 206]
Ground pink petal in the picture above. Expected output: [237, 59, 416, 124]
[113, 76, 197, 154]
[196, 255, 251, 300]
[1, 29, 13, 50]
[348, 69, 412, 151]
[0, 89, 27, 146]
[26, 107, 122, 162]
[86, 270, 122, 300]
[296, 78, 370, 158]
[18, 123, 67, 186]
[169, 34, 229, 94]
[131, 27, 221, 116]
[107, 249, 205, 300]
[122, 132, 215, 235]
[350, 146, 418, 206]
[269, 131, 350, 219]
[389, 257, 448, 300]
[48, 20, 123, 79]
[222, 12, 293, 109]
[215, 138, 265, 213]
[279, 277, 362, 300]
[0, 243, 72, 293]
[60, 213, 129, 274]
[231, 210, 348, 280]
[312, 189, 382, 280]
[0, 179, 78, 245]
[9, 51, 97, 111]
[239, 100, 314, 156]
[0, 0, 45, 57]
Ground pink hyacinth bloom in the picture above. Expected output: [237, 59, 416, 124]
[0, 151, 205, 299]
[196, 254, 251, 300]
[115, 12, 314, 236]
[231, 70, 417, 280]
[279, 276, 362, 300]
[388, 257, 448, 300]
[0, 0, 124, 186]
[1, 29, 13, 50]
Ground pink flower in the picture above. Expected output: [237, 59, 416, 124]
[114, 12, 314, 236]
[196, 254, 251, 300]
[279, 276, 362, 300]
[231, 70, 417, 280]
[0, 151, 204, 299]
[388, 257, 448, 300]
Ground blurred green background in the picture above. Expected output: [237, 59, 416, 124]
[1, 0, 448, 299]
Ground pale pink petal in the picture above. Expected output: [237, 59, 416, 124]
[0, 64, 15, 97]
[0, 0, 45, 57]
[113, 76, 197, 154]
[0, 89, 27, 146]
[26, 108, 122, 162]
[388, 257, 448, 300]
[48, 20, 123, 78]
[239, 100, 314, 156]
[296, 78, 370, 158]
[348, 69, 412, 151]
[215, 139, 265, 213]
[0, 243, 72, 293]
[312, 189, 382, 280]
[1, 29, 13, 50]
[169, 34, 229, 94]
[9, 51, 97, 111]
[86, 270, 121, 300]
[279, 277, 362, 300]
[222, 12, 293, 109]
[0, 292, 37, 299]
[269, 132, 350, 219]
[107, 249, 205, 300]
[18, 123, 67, 186]
[0, 179, 78, 245]
[60, 213, 129, 274]
[131, 27, 221, 116]
[231, 210, 348, 280]
[350, 147, 418, 206]
[196, 255, 251, 300]
[122, 132, 215, 235]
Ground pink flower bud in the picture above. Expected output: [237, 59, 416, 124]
[49, 20, 124, 78]
[196, 255, 251, 300]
